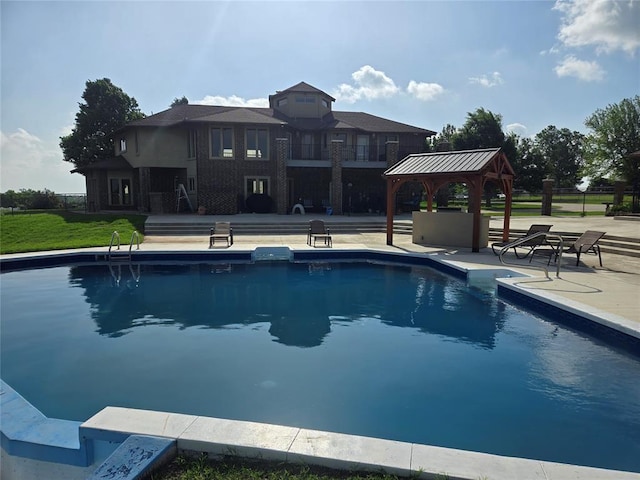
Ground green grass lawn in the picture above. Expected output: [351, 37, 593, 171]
[0, 211, 147, 254]
[150, 455, 405, 480]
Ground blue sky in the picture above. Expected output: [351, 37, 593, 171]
[1, 0, 638, 193]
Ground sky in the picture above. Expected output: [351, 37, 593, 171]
[1, 0, 639, 193]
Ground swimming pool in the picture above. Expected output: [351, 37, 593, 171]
[1, 258, 640, 473]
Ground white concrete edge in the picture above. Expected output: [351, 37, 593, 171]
[80, 406, 640, 480]
[496, 277, 640, 340]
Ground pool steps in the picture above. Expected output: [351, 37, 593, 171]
[86, 435, 175, 480]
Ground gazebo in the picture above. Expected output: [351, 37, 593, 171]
[383, 148, 515, 252]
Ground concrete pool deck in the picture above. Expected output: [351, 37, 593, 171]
[1, 214, 639, 479]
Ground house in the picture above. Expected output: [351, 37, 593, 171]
[74, 82, 436, 215]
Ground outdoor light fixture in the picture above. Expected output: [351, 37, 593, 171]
[576, 178, 590, 217]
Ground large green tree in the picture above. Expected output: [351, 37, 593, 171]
[512, 136, 547, 193]
[60, 78, 144, 169]
[534, 126, 584, 188]
[451, 108, 505, 150]
[450, 108, 507, 205]
[583, 96, 640, 185]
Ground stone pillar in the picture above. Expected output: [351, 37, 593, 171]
[541, 178, 554, 216]
[275, 138, 288, 214]
[386, 141, 399, 168]
[614, 180, 625, 206]
[331, 140, 343, 215]
[138, 167, 151, 212]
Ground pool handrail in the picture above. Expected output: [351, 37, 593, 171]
[129, 230, 140, 252]
[108, 231, 121, 252]
[498, 231, 564, 278]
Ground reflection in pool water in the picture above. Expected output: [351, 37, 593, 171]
[1, 261, 639, 473]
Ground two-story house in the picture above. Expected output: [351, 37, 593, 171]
[74, 82, 435, 215]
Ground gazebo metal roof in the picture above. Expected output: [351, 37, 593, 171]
[384, 147, 513, 178]
[383, 148, 515, 251]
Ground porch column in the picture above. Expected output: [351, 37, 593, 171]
[331, 140, 343, 215]
[275, 138, 288, 215]
[139, 167, 151, 213]
[386, 140, 399, 167]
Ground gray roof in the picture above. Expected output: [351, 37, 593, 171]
[384, 148, 504, 177]
[274, 81, 335, 101]
[123, 101, 434, 135]
[71, 155, 132, 173]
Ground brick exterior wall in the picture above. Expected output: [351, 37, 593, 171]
[196, 126, 280, 214]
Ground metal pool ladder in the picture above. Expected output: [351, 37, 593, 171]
[108, 230, 140, 261]
[498, 231, 564, 278]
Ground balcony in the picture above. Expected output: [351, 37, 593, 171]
[284, 142, 388, 168]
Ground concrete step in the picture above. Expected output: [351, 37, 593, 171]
[145, 221, 411, 236]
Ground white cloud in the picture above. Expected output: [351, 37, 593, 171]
[554, 0, 640, 55]
[406, 81, 445, 101]
[195, 95, 268, 107]
[469, 71, 504, 88]
[554, 55, 606, 81]
[505, 123, 528, 137]
[333, 65, 400, 103]
[0, 129, 84, 192]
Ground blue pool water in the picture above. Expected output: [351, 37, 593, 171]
[1, 260, 640, 472]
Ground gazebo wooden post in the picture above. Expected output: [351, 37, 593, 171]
[386, 178, 396, 245]
[470, 177, 484, 252]
[422, 181, 434, 211]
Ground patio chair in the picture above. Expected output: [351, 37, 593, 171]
[491, 224, 553, 259]
[531, 230, 606, 266]
[307, 219, 332, 247]
[209, 222, 233, 247]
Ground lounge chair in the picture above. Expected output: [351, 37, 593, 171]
[209, 222, 233, 247]
[307, 219, 332, 247]
[531, 230, 606, 266]
[491, 224, 553, 258]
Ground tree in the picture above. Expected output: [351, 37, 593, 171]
[451, 108, 507, 205]
[583, 96, 640, 184]
[535, 126, 584, 188]
[512, 136, 546, 193]
[60, 78, 145, 169]
[171, 96, 189, 107]
[451, 108, 505, 150]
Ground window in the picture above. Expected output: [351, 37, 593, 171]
[356, 135, 370, 161]
[246, 128, 269, 159]
[210, 127, 233, 158]
[119, 138, 127, 153]
[246, 177, 269, 195]
[277, 97, 288, 107]
[188, 177, 196, 193]
[301, 133, 313, 159]
[321, 99, 329, 108]
[109, 178, 132, 205]
[187, 129, 197, 159]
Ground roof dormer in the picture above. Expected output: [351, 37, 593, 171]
[269, 82, 334, 119]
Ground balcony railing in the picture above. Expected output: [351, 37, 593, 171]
[284, 142, 388, 163]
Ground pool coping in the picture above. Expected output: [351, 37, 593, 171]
[2, 246, 640, 479]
